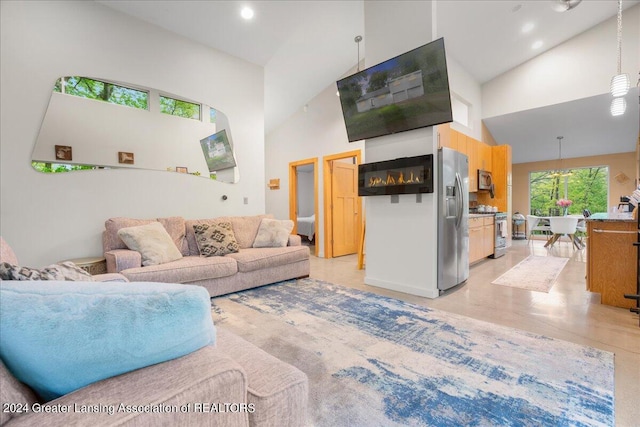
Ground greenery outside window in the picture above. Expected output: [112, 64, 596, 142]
[530, 166, 608, 216]
[160, 96, 201, 120]
[31, 162, 102, 173]
[54, 77, 148, 110]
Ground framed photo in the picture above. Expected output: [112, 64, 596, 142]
[176, 166, 188, 174]
[118, 152, 134, 164]
[55, 145, 72, 161]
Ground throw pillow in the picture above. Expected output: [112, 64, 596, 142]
[0, 261, 94, 281]
[0, 281, 216, 401]
[193, 222, 239, 257]
[252, 218, 294, 248]
[117, 222, 183, 266]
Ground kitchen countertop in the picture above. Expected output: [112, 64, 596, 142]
[469, 213, 496, 218]
[586, 212, 636, 222]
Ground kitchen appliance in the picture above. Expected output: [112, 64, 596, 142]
[437, 147, 469, 292]
[491, 213, 508, 258]
[477, 170, 495, 198]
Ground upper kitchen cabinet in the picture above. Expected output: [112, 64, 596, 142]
[478, 141, 492, 172]
[490, 145, 512, 213]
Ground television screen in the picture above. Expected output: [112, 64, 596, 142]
[336, 37, 452, 142]
[199, 129, 236, 172]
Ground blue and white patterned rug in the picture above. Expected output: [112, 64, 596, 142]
[211, 278, 614, 427]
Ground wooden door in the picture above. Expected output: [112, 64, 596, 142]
[331, 161, 359, 257]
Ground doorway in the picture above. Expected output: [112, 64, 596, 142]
[323, 150, 362, 258]
[289, 158, 319, 256]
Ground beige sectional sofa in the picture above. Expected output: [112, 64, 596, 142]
[0, 236, 309, 427]
[103, 215, 310, 297]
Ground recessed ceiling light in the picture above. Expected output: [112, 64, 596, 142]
[521, 22, 535, 33]
[531, 40, 543, 50]
[241, 6, 254, 20]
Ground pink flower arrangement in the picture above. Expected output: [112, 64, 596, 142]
[556, 199, 572, 208]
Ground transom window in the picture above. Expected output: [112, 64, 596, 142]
[160, 95, 201, 120]
[55, 77, 148, 110]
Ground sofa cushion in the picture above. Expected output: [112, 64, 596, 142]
[0, 261, 94, 281]
[0, 281, 216, 401]
[193, 222, 239, 257]
[0, 237, 19, 265]
[104, 217, 187, 255]
[121, 256, 237, 283]
[0, 359, 38, 425]
[229, 214, 274, 249]
[253, 219, 294, 248]
[226, 246, 310, 273]
[118, 222, 183, 266]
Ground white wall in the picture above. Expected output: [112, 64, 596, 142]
[296, 170, 315, 217]
[0, 1, 265, 266]
[482, 4, 640, 119]
[363, 1, 440, 298]
[446, 57, 482, 141]
[265, 80, 364, 257]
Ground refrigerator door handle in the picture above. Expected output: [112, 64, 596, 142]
[455, 172, 463, 228]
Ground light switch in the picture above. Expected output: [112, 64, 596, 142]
[243, 197, 249, 205]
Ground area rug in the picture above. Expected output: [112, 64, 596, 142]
[491, 255, 569, 293]
[211, 278, 614, 427]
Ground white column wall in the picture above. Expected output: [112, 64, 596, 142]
[0, 1, 265, 266]
[363, 0, 440, 298]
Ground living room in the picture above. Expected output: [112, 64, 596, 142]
[1, 1, 639, 426]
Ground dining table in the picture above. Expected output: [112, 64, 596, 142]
[541, 215, 585, 250]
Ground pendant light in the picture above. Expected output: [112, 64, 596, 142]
[610, 0, 629, 115]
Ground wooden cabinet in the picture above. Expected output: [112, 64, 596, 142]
[466, 136, 478, 192]
[469, 216, 494, 264]
[478, 141, 492, 172]
[482, 217, 495, 257]
[586, 219, 637, 309]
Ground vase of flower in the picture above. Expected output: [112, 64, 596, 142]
[556, 199, 572, 216]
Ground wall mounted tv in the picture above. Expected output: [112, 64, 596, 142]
[336, 37, 452, 143]
[199, 129, 236, 172]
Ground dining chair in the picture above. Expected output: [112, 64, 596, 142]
[548, 216, 580, 249]
[526, 215, 551, 241]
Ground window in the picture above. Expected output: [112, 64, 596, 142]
[451, 95, 470, 128]
[160, 96, 201, 120]
[31, 162, 101, 173]
[55, 77, 148, 110]
[529, 166, 608, 216]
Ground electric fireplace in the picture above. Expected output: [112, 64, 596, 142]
[358, 155, 433, 196]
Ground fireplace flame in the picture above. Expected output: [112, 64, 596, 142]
[367, 168, 423, 187]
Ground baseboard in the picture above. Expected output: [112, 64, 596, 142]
[364, 276, 439, 299]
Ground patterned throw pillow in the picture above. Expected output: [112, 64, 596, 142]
[193, 222, 239, 257]
[252, 218, 294, 248]
[0, 261, 94, 281]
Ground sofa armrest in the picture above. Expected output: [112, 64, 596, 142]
[4, 347, 249, 427]
[287, 235, 302, 247]
[92, 273, 129, 282]
[104, 249, 141, 273]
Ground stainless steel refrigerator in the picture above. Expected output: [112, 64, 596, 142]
[437, 147, 469, 292]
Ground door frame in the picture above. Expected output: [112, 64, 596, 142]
[289, 157, 319, 256]
[323, 149, 362, 259]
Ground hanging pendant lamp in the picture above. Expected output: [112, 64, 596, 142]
[610, 0, 629, 115]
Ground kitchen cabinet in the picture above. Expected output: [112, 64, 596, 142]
[586, 219, 637, 309]
[466, 136, 478, 192]
[478, 141, 492, 172]
[469, 215, 494, 264]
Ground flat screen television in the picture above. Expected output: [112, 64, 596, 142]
[336, 37, 452, 142]
[199, 129, 236, 172]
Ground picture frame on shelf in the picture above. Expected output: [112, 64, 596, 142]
[55, 145, 72, 161]
[176, 166, 188, 174]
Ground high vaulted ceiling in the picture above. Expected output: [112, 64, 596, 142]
[99, 0, 639, 162]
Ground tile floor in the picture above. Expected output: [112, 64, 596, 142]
[309, 239, 640, 426]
